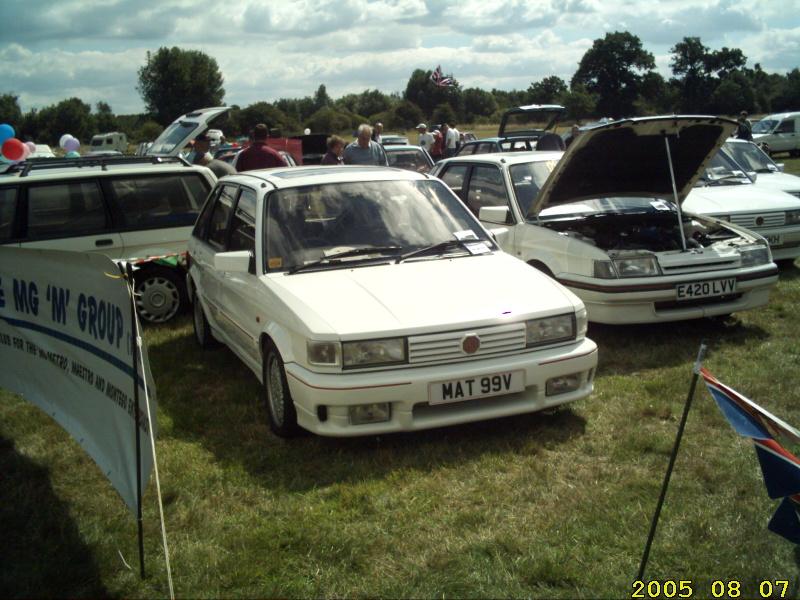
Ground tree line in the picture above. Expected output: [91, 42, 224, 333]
[2, 32, 799, 146]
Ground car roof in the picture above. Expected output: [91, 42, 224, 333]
[384, 145, 425, 152]
[0, 157, 210, 182]
[225, 165, 430, 189]
[440, 151, 563, 166]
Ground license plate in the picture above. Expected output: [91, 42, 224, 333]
[675, 278, 737, 301]
[429, 370, 525, 405]
[765, 234, 783, 246]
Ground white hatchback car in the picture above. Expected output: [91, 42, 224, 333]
[431, 116, 779, 325]
[187, 166, 598, 437]
[722, 138, 800, 199]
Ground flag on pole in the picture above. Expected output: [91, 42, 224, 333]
[430, 65, 454, 87]
[769, 495, 800, 544]
[753, 438, 800, 499]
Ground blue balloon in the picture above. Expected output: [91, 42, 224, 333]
[0, 123, 14, 145]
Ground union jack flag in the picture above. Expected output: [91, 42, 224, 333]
[430, 65, 454, 87]
[769, 494, 800, 544]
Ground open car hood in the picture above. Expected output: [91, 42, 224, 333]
[146, 106, 229, 157]
[528, 115, 738, 218]
[498, 104, 565, 138]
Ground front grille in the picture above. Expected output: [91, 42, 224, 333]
[655, 293, 742, 311]
[730, 212, 786, 228]
[660, 260, 737, 273]
[408, 322, 526, 365]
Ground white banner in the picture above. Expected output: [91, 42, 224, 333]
[0, 248, 155, 512]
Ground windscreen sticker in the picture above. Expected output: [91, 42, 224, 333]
[453, 229, 479, 241]
[650, 200, 671, 211]
[268, 257, 283, 269]
[464, 242, 491, 255]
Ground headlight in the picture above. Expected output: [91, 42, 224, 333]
[593, 260, 616, 279]
[786, 209, 800, 225]
[307, 340, 340, 366]
[613, 256, 661, 278]
[525, 314, 575, 347]
[576, 307, 588, 340]
[740, 245, 771, 267]
[342, 338, 407, 368]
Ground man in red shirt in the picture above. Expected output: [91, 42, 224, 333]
[234, 123, 288, 172]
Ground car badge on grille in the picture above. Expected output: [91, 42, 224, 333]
[756, 216, 765, 226]
[461, 334, 481, 354]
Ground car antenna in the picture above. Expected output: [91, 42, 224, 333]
[663, 129, 688, 252]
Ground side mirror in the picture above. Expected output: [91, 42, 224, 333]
[214, 250, 255, 274]
[479, 205, 513, 225]
[776, 163, 785, 172]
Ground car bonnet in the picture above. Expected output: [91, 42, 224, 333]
[527, 116, 738, 219]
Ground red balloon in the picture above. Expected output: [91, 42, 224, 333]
[2, 138, 25, 161]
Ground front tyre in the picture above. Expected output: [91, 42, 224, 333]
[192, 290, 219, 349]
[262, 342, 300, 438]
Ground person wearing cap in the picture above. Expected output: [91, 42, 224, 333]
[417, 123, 434, 151]
[235, 123, 288, 172]
[371, 122, 383, 144]
[736, 111, 753, 141]
[191, 133, 236, 178]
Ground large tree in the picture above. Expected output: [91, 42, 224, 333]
[137, 47, 225, 125]
[527, 76, 568, 105]
[572, 31, 655, 117]
[36, 97, 94, 144]
[462, 87, 497, 122]
[0, 94, 22, 127]
[94, 101, 117, 132]
[404, 68, 461, 119]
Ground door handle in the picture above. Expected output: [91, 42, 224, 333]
[95, 238, 114, 247]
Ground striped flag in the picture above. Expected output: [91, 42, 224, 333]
[430, 65, 454, 87]
[753, 439, 800, 499]
[769, 495, 800, 544]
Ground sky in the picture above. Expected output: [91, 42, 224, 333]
[0, 0, 799, 115]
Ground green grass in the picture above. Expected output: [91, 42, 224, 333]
[3, 158, 800, 598]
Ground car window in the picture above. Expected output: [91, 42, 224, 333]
[439, 165, 469, 197]
[110, 174, 208, 229]
[386, 149, 431, 173]
[457, 144, 476, 156]
[509, 161, 557, 215]
[777, 120, 796, 134]
[207, 185, 237, 248]
[466, 165, 508, 216]
[475, 143, 495, 154]
[27, 181, 108, 239]
[0, 187, 17, 242]
[228, 188, 257, 253]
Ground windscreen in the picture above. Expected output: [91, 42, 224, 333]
[147, 121, 199, 156]
[752, 119, 778, 134]
[386, 149, 432, 173]
[265, 180, 491, 271]
[723, 142, 776, 173]
[509, 160, 557, 215]
[696, 151, 751, 185]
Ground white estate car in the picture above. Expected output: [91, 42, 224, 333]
[684, 144, 800, 261]
[431, 116, 779, 325]
[187, 166, 598, 437]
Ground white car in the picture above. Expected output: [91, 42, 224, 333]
[29, 144, 55, 158]
[684, 144, 800, 261]
[722, 139, 800, 199]
[187, 166, 598, 437]
[431, 116, 779, 325]
[752, 112, 800, 157]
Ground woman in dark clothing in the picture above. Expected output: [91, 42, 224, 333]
[320, 135, 345, 165]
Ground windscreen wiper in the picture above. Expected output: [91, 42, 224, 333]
[287, 246, 401, 274]
[396, 239, 470, 263]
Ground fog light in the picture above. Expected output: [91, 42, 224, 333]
[348, 403, 391, 425]
[546, 373, 581, 396]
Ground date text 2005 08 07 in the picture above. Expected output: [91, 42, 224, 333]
[632, 579, 790, 598]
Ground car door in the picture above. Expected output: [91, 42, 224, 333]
[0, 186, 20, 248]
[191, 183, 238, 334]
[772, 118, 796, 152]
[465, 164, 518, 249]
[108, 171, 212, 259]
[20, 179, 125, 257]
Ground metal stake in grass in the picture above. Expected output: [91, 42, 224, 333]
[636, 341, 707, 581]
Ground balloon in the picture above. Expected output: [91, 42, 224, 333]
[65, 150, 80, 158]
[64, 137, 80, 152]
[2, 138, 25, 161]
[59, 133, 74, 149]
[0, 123, 15, 144]
[304, 128, 311, 135]
[25, 141, 36, 153]
[21, 144, 30, 160]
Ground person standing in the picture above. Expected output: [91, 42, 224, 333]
[191, 133, 236, 178]
[444, 122, 460, 157]
[371, 122, 383, 144]
[320, 135, 345, 165]
[565, 124, 581, 148]
[429, 129, 444, 162]
[416, 123, 434, 151]
[343, 124, 388, 166]
[235, 124, 288, 172]
[736, 111, 753, 141]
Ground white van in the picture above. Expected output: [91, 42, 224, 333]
[752, 112, 800, 157]
[89, 132, 128, 154]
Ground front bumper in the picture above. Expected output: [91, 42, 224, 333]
[751, 225, 800, 260]
[284, 338, 598, 436]
[558, 264, 779, 324]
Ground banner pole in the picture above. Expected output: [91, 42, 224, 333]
[636, 341, 707, 581]
[126, 263, 145, 580]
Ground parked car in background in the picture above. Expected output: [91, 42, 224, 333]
[187, 166, 597, 437]
[752, 111, 800, 157]
[28, 144, 55, 158]
[384, 145, 434, 173]
[431, 116, 779, 324]
[722, 138, 800, 199]
[456, 105, 566, 156]
[683, 147, 800, 261]
[381, 134, 409, 146]
[89, 132, 128, 154]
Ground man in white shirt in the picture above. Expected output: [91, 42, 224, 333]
[445, 123, 460, 157]
[416, 123, 434, 151]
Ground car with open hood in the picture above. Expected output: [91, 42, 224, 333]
[431, 116, 779, 325]
[683, 142, 800, 261]
[186, 166, 597, 437]
[455, 105, 566, 156]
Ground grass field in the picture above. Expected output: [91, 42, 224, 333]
[2, 159, 800, 598]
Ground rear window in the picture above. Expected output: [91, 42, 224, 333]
[110, 174, 209, 229]
[0, 187, 17, 241]
[27, 181, 108, 239]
